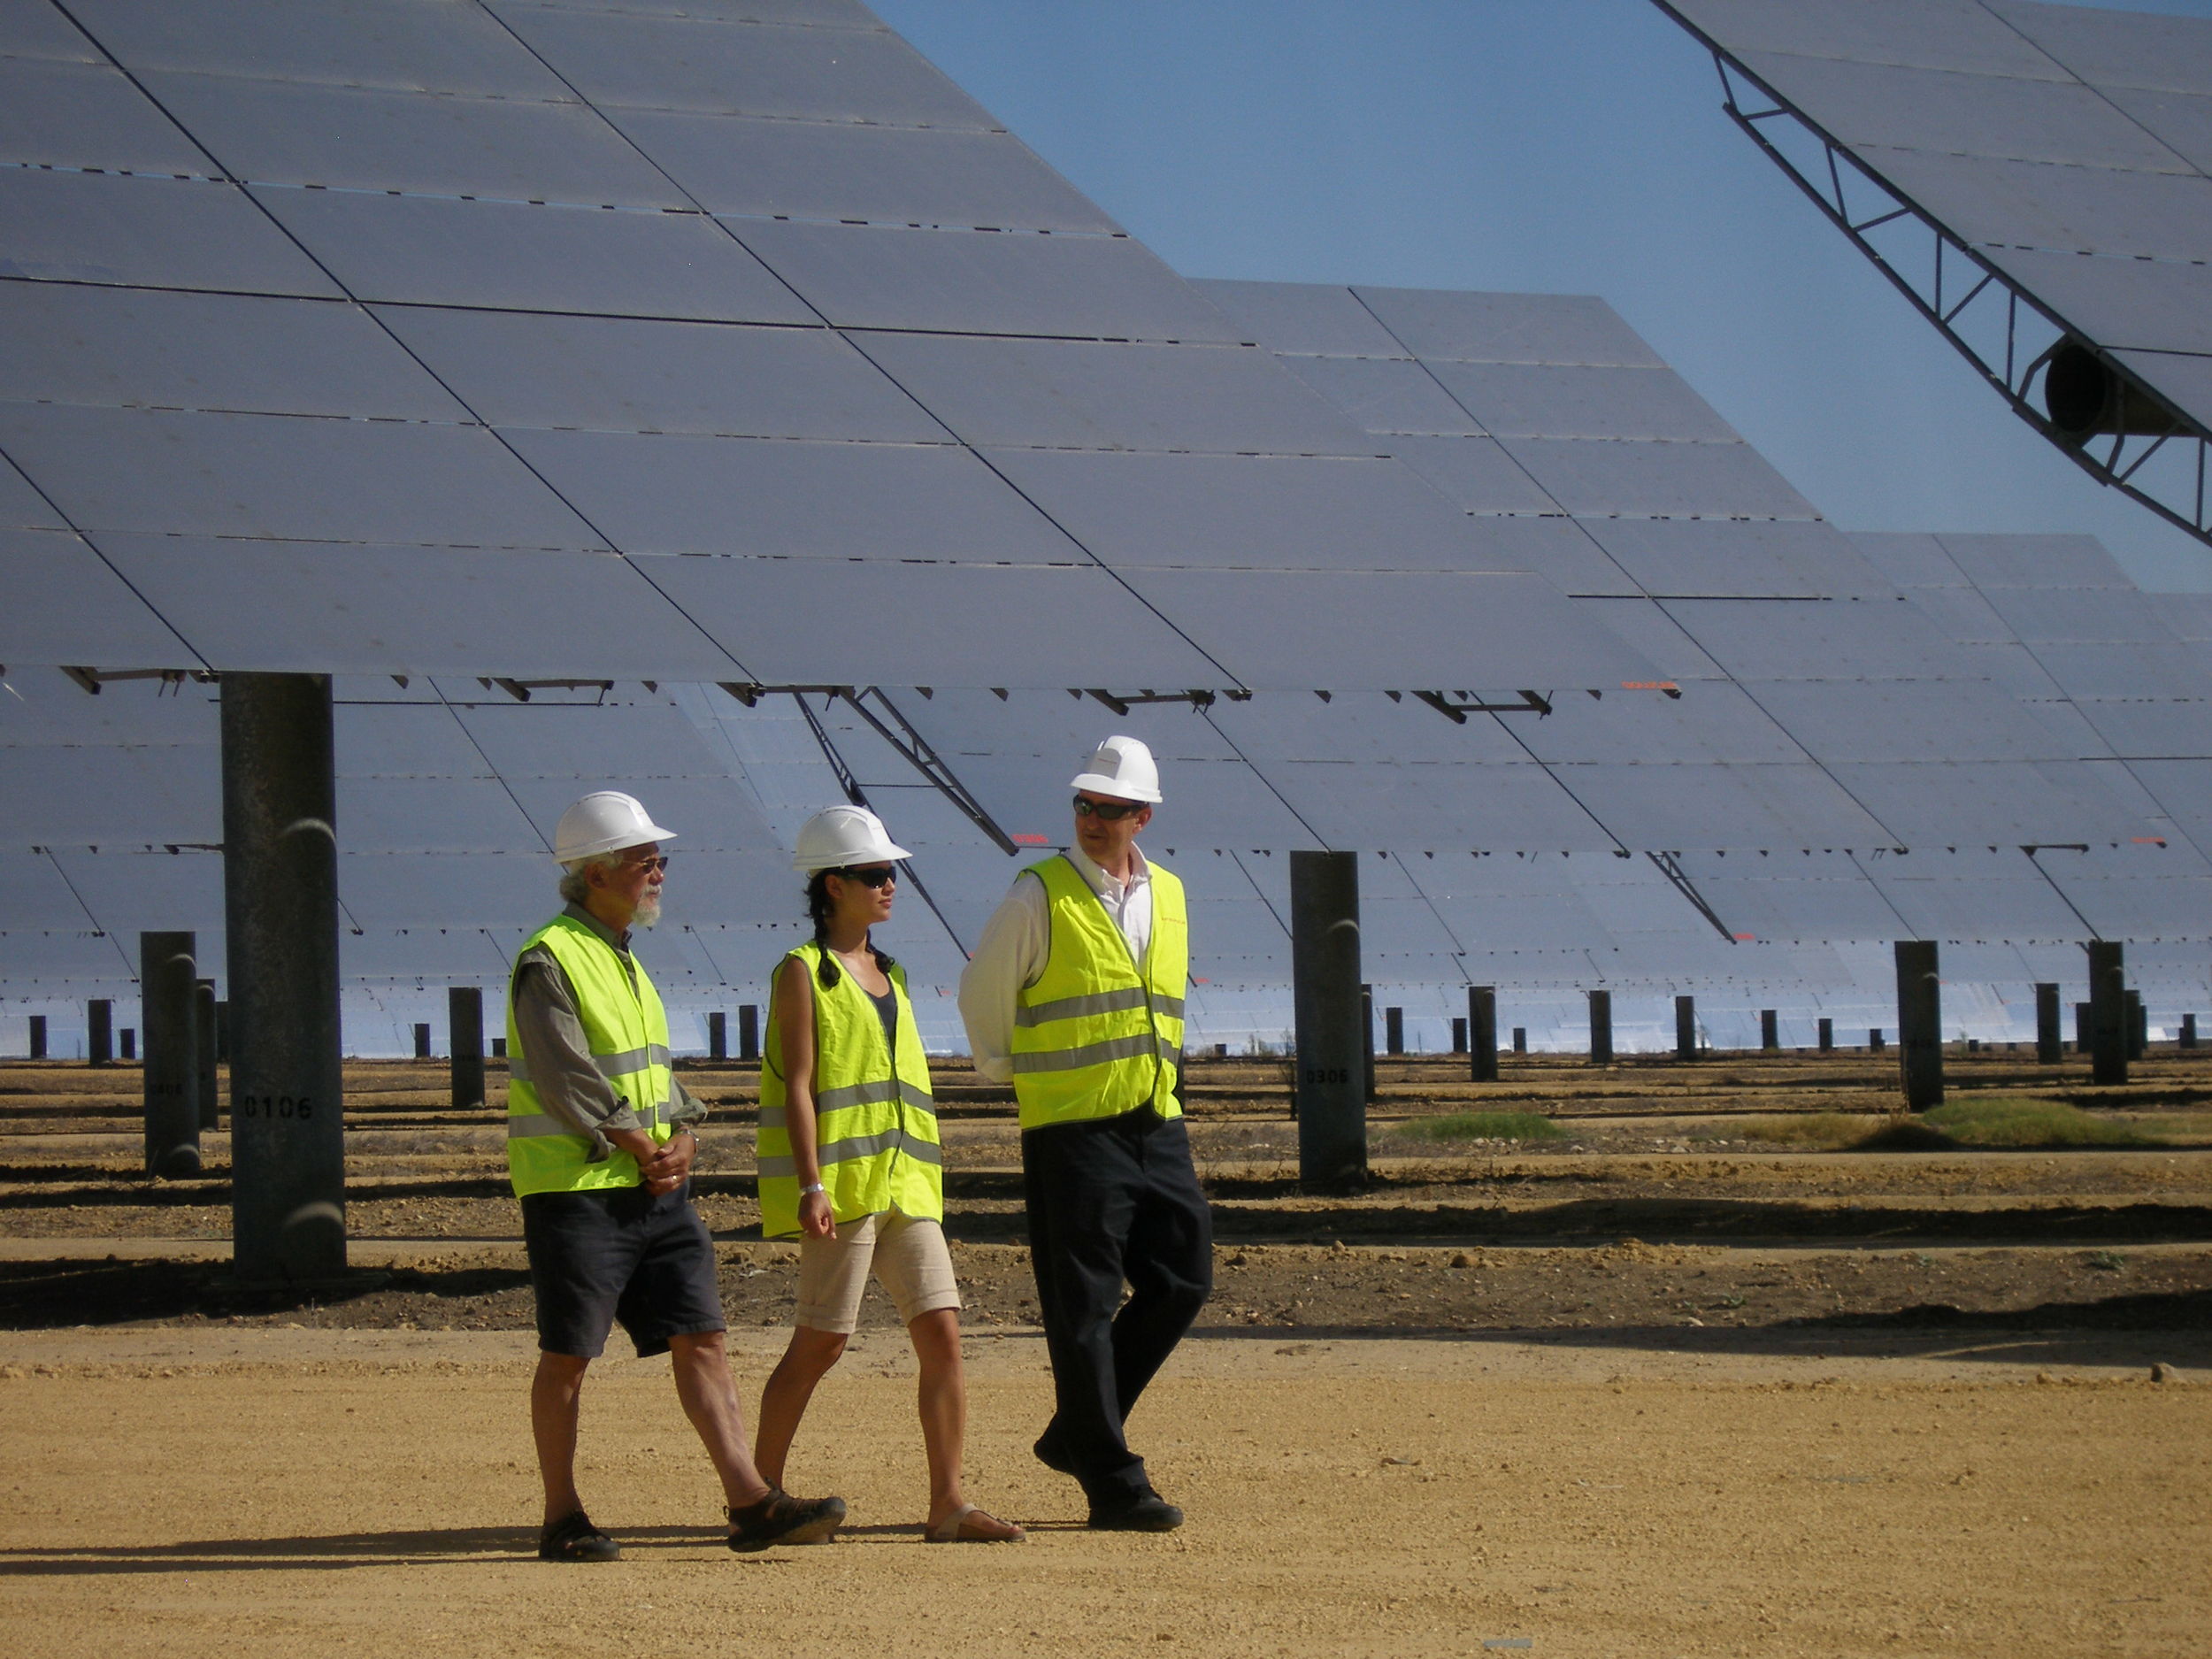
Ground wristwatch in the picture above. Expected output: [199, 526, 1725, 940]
[799, 1182, 826, 1196]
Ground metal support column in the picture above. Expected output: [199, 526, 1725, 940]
[141, 931, 201, 1178]
[88, 999, 112, 1067]
[1360, 984, 1376, 1102]
[739, 1004, 760, 1063]
[1816, 1017, 1833, 1053]
[707, 1010, 727, 1062]
[2034, 984, 2062, 1064]
[1468, 987, 1498, 1083]
[1384, 1005, 1404, 1056]
[223, 671, 345, 1285]
[1675, 994, 1695, 1059]
[1760, 1010, 1779, 1052]
[2086, 941, 2127, 1086]
[1894, 940, 1943, 1110]
[27, 1014, 45, 1059]
[195, 979, 219, 1131]
[1587, 988, 1612, 1066]
[449, 986, 485, 1110]
[1290, 849, 1365, 1191]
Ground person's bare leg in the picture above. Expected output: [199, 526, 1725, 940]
[912, 1310, 1018, 1538]
[532, 1351, 592, 1525]
[752, 1325, 848, 1489]
[910, 1309, 967, 1525]
[667, 1331, 772, 1511]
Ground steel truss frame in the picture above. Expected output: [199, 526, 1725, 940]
[1678, 29, 2212, 549]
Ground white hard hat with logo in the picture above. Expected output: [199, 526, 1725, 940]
[553, 790, 678, 865]
[793, 804, 914, 873]
[1071, 734, 1162, 804]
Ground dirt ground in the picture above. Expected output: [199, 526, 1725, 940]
[4, 1053, 2210, 1655]
[2, 1326, 2206, 1659]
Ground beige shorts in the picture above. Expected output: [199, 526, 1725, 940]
[792, 1211, 961, 1336]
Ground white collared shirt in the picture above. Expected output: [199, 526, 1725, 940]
[957, 843, 1151, 1084]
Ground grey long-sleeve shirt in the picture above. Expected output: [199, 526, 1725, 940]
[511, 903, 704, 1164]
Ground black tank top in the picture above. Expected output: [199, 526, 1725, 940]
[865, 979, 898, 1053]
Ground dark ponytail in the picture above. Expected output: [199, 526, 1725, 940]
[803, 869, 895, 989]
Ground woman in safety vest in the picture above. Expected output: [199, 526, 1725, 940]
[752, 805, 1024, 1543]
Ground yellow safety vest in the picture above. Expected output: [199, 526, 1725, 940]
[1010, 855, 1187, 1133]
[757, 942, 942, 1240]
[505, 913, 675, 1197]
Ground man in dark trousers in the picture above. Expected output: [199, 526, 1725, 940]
[957, 737, 1212, 1531]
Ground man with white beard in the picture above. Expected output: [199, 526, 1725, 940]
[509, 791, 844, 1561]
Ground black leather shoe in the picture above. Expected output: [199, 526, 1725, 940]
[1087, 1489, 1184, 1532]
[727, 1487, 848, 1551]
[538, 1509, 620, 1562]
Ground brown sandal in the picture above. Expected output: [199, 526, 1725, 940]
[926, 1504, 1025, 1543]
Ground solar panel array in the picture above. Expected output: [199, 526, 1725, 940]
[3, 1, 2209, 1056]
[0, 0, 1640, 695]
[1657, 0, 2212, 544]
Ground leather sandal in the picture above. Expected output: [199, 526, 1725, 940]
[538, 1509, 620, 1562]
[926, 1504, 1026, 1543]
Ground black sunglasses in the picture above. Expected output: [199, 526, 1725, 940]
[1072, 795, 1147, 822]
[833, 864, 897, 888]
[618, 854, 669, 874]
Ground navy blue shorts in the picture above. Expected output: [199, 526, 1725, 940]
[519, 1182, 727, 1360]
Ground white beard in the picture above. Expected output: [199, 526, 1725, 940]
[633, 894, 662, 929]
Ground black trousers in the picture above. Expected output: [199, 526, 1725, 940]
[1023, 1108, 1213, 1505]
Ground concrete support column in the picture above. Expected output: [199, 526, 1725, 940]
[1895, 940, 1943, 1110]
[214, 1000, 231, 1063]
[412, 1023, 431, 1060]
[120, 1027, 136, 1061]
[223, 671, 344, 1286]
[1869, 1028, 1884, 1053]
[2034, 984, 2062, 1064]
[739, 1004, 760, 1063]
[196, 979, 219, 1130]
[1817, 1017, 1833, 1053]
[1384, 1005, 1404, 1056]
[2126, 989, 2147, 1060]
[1450, 1017, 1467, 1054]
[140, 931, 201, 1178]
[707, 1010, 727, 1063]
[1587, 989, 1612, 1066]
[1468, 987, 1497, 1083]
[1674, 995, 1695, 1060]
[449, 986, 485, 1110]
[1760, 1010, 1779, 1052]
[1512, 1027, 1527, 1054]
[2086, 941, 2127, 1086]
[1290, 849, 1364, 1191]
[2183, 1013, 2199, 1051]
[88, 999, 112, 1067]
[2075, 1001, 2092, 1056]
[27, 1014, 46, 1059]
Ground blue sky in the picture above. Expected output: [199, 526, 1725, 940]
[872, 0, 2212, 592]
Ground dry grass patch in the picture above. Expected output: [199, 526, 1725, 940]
[1401, 1110, 1568, 1145]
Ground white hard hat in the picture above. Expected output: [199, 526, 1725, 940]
[554, 790, 677, 865]
[1070, 734, 1162, 804]
[793, 804, 913, 873]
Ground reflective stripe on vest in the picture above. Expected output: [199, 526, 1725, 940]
[757, 942, 942, 1240]
[504, 912, 675, 1197]
[1010, 855, 1187, 1132]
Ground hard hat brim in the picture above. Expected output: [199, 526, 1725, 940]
[556, 821, 678, 864]
[1070, 771, 1162, 804]
[793, 840, 914, 874]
